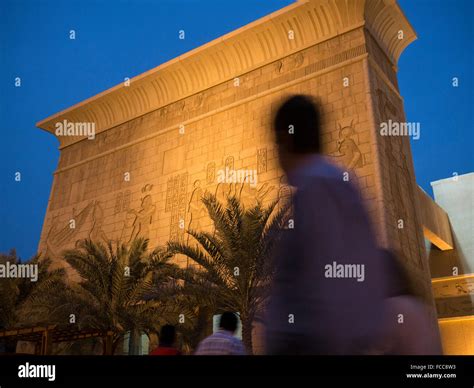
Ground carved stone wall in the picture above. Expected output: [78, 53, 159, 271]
[38, 0, 437, 322]
[367, 55, 434, 304]
[39, 27, 377, 271]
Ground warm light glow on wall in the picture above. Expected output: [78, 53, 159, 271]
[438, 315, 474, 355]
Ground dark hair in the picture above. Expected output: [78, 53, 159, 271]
[159, 324, 176, 347]
[274, 95, 321, 154]
[382, 249, 414, 298]
[219, 312, 238, 332]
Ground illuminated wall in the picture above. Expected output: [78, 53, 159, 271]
[36, 0, 440, 352]
[439, 316, 474, 355]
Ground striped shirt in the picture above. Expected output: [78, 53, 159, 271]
[194, 330, 246, 355]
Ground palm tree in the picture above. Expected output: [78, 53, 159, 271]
[167, 193, 288, 354]
[61, 238, 189, 354]
[0, 251, 67, 352]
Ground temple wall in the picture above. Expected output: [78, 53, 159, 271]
[39, 25, 435, 306]
[39, 27, 381, 272]
[39, 24, 436, 312]
[35, 0, 446, 353]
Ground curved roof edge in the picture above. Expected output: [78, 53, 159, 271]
[37, 0, 416, 148]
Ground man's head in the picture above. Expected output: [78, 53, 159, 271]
[273, 95, 322, 173]
[159, 324, 176, 347]
[219, 312, 239, 333]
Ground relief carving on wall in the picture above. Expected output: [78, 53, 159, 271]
[432, 277, 474, 298]
[187, 180, 206, 232]
[275, 52, 305, 74]
[44, 201, 96, 257]
[455, 283, 474, 294]
[165, 176, 177, 213]
[121, 184, 156, 243]
[97, 127, 125, 153]
[89, 201, 108, 243]
[159, 105, 169, 118]
[165, 172, 188, 242]
[225, 156, 234, 171]
[122, 190, 131, 212]
[182, 92, 206, 112]
[436, 297, 474, 318]
[206, 162, 216, 184]
[215, 156, 237, 201]
[114, 190, 131, 214]
[192, 93, 205, 110]
[329, 120, 363, 170]
[376, 88, 424, 269]
[257, 148, 268, 174]
[114, 192, 123, 214]
[215, 152, 274, 208]
[237, 181, 274, 209]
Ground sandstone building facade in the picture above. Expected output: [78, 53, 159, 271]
[37, 0, 460, 351]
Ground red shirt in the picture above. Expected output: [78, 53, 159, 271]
[149, 346, 180, 356]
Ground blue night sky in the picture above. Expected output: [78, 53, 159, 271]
[1, 0, 473, 259]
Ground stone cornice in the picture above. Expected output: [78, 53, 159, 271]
[36, 0, 416, 148]
[54, 48, 370, 174]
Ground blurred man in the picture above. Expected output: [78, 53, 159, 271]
[149, 324, 180, 355]
[195, 312, 246, 355]
[265, 95, 387, 354]
[374, 250, 442, 354]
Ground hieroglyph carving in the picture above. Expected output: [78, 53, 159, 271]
[121, 185, 156, 243]
[44, 201, 95, 257]
[166, 173, 188, 242]
[329, 121, 363, 169]
[376, 88, 424, 269]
